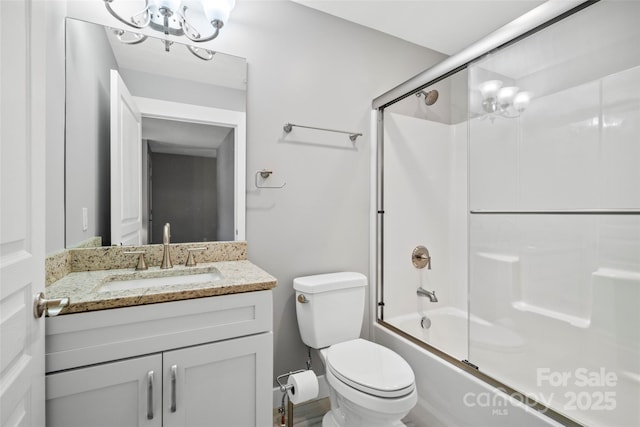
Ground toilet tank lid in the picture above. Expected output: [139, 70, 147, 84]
[293, 272, 367, 293]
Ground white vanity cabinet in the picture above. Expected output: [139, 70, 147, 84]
[46, 354, 163, 427]
[163, 333, 271, 427]
[45, 290, 273, 427]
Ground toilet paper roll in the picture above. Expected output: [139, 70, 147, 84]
[287, 370, 319, 405]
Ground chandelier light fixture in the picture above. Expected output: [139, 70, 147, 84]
[479, 79, 531, 119]
[104, 0, 236, 59]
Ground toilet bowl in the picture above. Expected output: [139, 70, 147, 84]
[320, 339, 417, 427]
[294, 272, 418, 427]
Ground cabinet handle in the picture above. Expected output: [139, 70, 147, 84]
[170, 364, 177, 413]
[147, 370, 154, 420]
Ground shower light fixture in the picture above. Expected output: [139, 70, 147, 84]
[479, 79, 531, 119]
[104, 0, 235, 59]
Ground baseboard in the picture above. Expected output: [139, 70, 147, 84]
[272, 374, 329, 409]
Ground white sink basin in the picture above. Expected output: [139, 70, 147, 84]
[99, 270, 222, 293]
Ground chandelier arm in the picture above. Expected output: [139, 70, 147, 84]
[181, 12, 222, 42]
[115, 30, 148, 45]
[103, 0, 151, 29]
[180, 8, 203, 41]
[189, 24, 221, 42]
[131, 7, 152, 28]
[186, 45, 215, 61]
[182, 27, 203, 42]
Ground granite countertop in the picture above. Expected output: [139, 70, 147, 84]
[45, 260, 277, 315]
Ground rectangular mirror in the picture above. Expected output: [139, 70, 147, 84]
[65, 18, 247, 248]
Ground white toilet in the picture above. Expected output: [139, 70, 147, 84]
[294, 272, 417, 427]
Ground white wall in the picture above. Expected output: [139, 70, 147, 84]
[47, 0, 446, 383]
[227, 1, 446, 382]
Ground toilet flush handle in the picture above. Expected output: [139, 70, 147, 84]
[297, 294, 309, 304]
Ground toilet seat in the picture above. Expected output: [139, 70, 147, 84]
[326, 339, 415, 398]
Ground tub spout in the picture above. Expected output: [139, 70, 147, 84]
[417, 287, 438, 303]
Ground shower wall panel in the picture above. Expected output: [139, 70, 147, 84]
[600, 65, 640, 208]
[469, 214, 639, 426]
[382, 113, 468, 309]
[383, 113, 454, 318]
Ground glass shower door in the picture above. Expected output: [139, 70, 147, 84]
[380, 69, 469, 361]
[467, 2, 640, 425]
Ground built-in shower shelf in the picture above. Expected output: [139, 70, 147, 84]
[476, 252, 518, 263]
[512, 301, 591, 328]
[592, 268, 640, 282]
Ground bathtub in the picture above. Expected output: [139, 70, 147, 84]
[375, 307, 564, 427]
[386, 308, 526, 362]
[386, 307, 469, 361]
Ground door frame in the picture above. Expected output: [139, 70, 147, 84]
[133, 97, 246, 241]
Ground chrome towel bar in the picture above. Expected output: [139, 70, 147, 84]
[470, 209, 640, 215]
[283, 122, 362, 142]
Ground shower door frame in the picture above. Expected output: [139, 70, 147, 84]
[372, 1, 598, 426]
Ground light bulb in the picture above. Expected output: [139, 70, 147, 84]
[479, 80, 503, 99]
[513, 91, 531, 112]
[497, 86, 519, 105]
[204, 0, 236, 24]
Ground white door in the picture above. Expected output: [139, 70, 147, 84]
[0, 1, 46, 426]
[46, 354, 162, 427]
[110, 70, 143, 246]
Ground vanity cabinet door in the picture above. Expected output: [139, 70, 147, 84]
[163, 332, 273, 427]
[46, 354, 162, 427]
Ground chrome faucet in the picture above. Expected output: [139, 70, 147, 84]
[417, 287, 438, 302]
[161, 223, 173, 269]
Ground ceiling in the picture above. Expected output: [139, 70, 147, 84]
[143, 117, 232, 157]
[292, 0, 546, 55]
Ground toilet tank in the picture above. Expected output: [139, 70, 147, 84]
[294, 272, 367, 349]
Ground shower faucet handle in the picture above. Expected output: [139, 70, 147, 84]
[412, 245, 431, 269]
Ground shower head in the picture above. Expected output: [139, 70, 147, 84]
[417, 89, 439, 106]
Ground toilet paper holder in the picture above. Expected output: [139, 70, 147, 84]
[276, 369, 306, 392]
[277, 369, 319, 427]
[277, 369, 307, 427]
